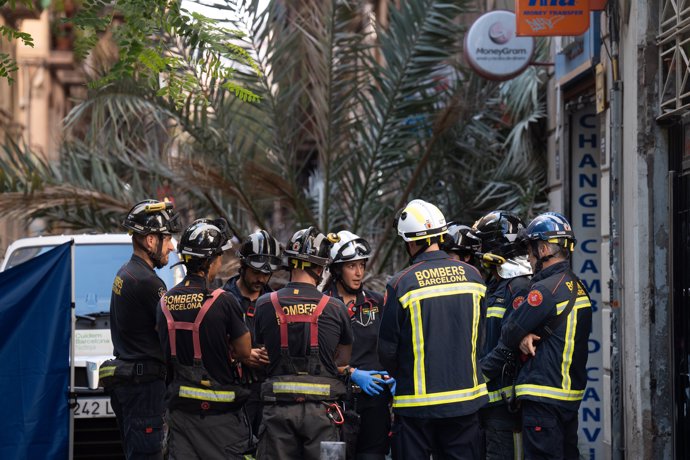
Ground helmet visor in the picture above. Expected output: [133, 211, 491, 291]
[246, 254, 282, 273]
[336, 239, 371, 262]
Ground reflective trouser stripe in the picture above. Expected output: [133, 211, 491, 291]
[487, 306, 506, 318]
[99, 366, 116, 378]
[272, 382, 331, 396]
[513, 432, 523, 460]
[514, 384, 584, 401]
[393, 383, 488, 408]
[178, 385, 235, 402]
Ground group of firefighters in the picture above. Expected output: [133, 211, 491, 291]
[102, 197, 592, 460]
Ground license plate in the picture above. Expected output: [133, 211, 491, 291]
[73, 397, 115, 418]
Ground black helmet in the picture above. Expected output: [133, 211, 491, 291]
[238, 230, 283, 274]
[284, 226, 334, 268]
[178, 218, 233, 260]
[472, 210, 526, 259]
[123, 199, 180, 235]
[442, 222, 481, 256]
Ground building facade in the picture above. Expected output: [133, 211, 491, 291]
[546, 1, 687, 458]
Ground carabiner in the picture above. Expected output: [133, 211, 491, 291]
[322, 402, 345, 425]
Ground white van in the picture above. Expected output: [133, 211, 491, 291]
[0, 234, 184, 458]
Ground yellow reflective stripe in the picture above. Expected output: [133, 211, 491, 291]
[513, 432, 523, 460]
[179, 385, 235, 402]
[487, 385, 513, 403]
[409, 300, 427, 395]
[471, 294, 480, 387]
[486, 306, 507, 318]
[553, 296, 589, 391]
[399, 282, 486, 305]
[561, 303, 577, 390]
[515, 384, 585, 401]
[273, 382, 330, 396]
[555, 296, 590, 314]
[393, 384, 487, 408]
[99, 366, 116, 378]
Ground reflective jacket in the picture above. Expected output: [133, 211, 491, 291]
[378, 250, 489, 418]
[501, 261, 592, 409]
[481, 275, 530, 405]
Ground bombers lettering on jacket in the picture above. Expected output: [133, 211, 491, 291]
[501, 261, 593, 409]
[378, 249, 489, 419]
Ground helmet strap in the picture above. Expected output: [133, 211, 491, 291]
[305, 267, 322, 285]
[134, 234, 165, 269]
[406, 240, 429, 264]
[531, 240, 561, 273]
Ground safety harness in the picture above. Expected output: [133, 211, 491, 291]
[261, 291, 346, 403]
[160, 288, 249, 414]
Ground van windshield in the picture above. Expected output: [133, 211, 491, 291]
[5, 244, 183, 316]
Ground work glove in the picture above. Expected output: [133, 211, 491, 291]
[385, 376, 397, 396]
[350, 369, 388, 396]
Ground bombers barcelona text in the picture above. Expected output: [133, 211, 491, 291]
[414, 265, 467, 287]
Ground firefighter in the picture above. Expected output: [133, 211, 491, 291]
[378, 199, 489, 460]
[322, 230, 395, 460]
[223, 230, 283, 437]
[472, 211, 532, 460]
[441, 222, 482, 264]
[253, 227, 354, 460]
[157, 218, 252, 459]
[500, 212, 592, 460]
[109, 199, 179, 460]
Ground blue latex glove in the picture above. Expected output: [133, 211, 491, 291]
[385, 377, 396, 396]
[350, 369, 388, 396]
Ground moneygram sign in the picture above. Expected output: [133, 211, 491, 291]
[516, 0, 591, 36]
[465, 11, 535, 82]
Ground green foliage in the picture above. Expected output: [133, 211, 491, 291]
[70, 0, 260, 108]
[0, 52, 19, 84]
[0, 1, 36, 85]
[0, 0, 549, 274]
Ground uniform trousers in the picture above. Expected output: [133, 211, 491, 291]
[166, 408, 251, 460]
[479, 404, 523, 460]
[256, 401, 340, 460]
[521, 400, 579, 460]
[391, 411, 482, 460]
[110, 379, 166, 460]
[351, 391, 391, 458]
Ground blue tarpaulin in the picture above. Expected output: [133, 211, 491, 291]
[0, 242, 72, 460]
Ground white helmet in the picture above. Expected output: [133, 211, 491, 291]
[329, 231, 371, 264]
[397, 199, 448, 242]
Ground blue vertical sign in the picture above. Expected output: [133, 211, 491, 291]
[570, 106, 603, 458]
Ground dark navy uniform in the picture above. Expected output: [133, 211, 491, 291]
[223, 274, 273, 435]
[501, 261, 592, 460]
[254, 282, 353, 460]
[323, 283, 391, 458]
[378, 250, 488, 460]
[109, 255, 168, 460]
[480, 275, 530, 460]
[157, 274, 251, 459]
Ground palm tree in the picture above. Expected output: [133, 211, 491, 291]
[0, 0, 549, 274]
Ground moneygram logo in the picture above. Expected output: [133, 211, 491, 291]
[488, 21, 512, 45]
[475, 47, 529, 56]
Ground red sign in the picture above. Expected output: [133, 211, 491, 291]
[516, 0, 591, 37]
